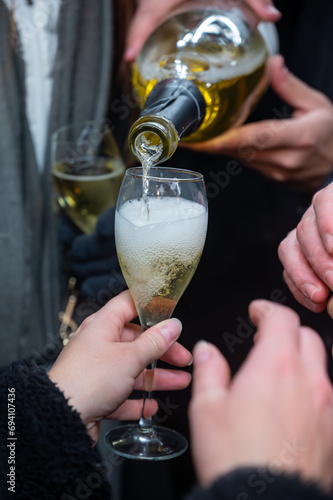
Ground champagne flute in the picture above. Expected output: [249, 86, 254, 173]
[51, 120, 125, 234]
[104, 166, 208, 460]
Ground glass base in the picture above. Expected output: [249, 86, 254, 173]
[104, 424, 188, 461]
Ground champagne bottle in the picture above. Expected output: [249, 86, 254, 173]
[128, 1, 271, 165]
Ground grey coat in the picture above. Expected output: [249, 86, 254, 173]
[0, 0, 113, 366]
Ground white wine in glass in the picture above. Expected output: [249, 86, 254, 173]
[51, 121, 125, 234]
[104, 166, 208, 460]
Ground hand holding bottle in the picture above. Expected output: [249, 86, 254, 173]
[124, 0, 281, 63]
[128, 1, 274, 165]
[189, 300, 333, 491]
[184, 55, 333, 193]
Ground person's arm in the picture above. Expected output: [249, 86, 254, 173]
[187, 300, 333, 499]
[278, 182, 333, 317]
[0, 359, 111, 500]
[0, 291, 191, 498]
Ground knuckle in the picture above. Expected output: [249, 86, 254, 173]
[274, 350, 299, 377]
[297, 132, 317, 150]
[143, 331, 165, 356]
[188, 391, 221, 418]
[278, 238, 289, 261]
[79, 314, 95, 330]
[314, 376, 333, 411]
[281, 306, 300, 326]
[296, 215, 311, 243]
[313, 187, 326, 205]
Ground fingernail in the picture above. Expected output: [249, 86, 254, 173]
[302, 283, 320, 301]
[264, 4, 281, 17]
[280, 59, 289, 75]
[324, 270, 333, 290]
[187, 353, 193, 366]
[324, 234, 333, 254]
[124, 48, 134, 62]
[194, 340, 212, 363]
[159, 318, 182, 343]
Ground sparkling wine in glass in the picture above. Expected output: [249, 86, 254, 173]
[51, 120, 125, 234]
[104, 166, 208, 460]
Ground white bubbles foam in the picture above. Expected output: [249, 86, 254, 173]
[116, 197, 208, 306]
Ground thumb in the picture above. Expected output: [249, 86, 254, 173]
[124, 3, 162, 63]
[271, 54, 329, 112]
[191, 341, 231, 401]
[245, 0, 281, 22]
[133, 318, 183, 368]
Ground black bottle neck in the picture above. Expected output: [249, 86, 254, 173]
[140, 78, 206, 139]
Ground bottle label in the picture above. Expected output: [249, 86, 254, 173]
[140, 78, 206, 138]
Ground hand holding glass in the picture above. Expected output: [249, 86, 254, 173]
[104, 166, 208, 460]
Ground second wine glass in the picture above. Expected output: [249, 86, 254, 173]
[104, 166, 208, 460]
[51, 120, 125, 234]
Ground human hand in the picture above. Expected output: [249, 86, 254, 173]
[124, 0, 281, 63]
[278, 182, 333, 316]
[189, 300, 333, 491]
[48, 290, 192, 444]
[60, 207, 124, 299]
[184, 55, 333, 193]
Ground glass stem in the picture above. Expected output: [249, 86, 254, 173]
[138, 359, 157, 433]
[138, 323, 157, 433]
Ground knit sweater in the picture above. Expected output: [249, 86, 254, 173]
[0, 360, 112, 499]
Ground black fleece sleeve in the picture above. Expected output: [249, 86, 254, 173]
[0, 359, 111, 500]
[185, 468, 332, 500]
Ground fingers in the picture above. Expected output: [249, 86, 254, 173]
[327, 296, 333, 318]
[124, 0, 186, 63]
[296, 207, 333, 292]
[125, 0, 281, 64]
[125, 3, 160, 62]
[282, 270, 327, 313]
[248, 300, 329, 376]
[248, 300, 302, 353]
[299, 326, 328, 375]
[278, 228, 329, 309]
[84, 290, 137, 338]
[299, 327, 333, 425]
[131, 318, 183, 372]
[159, 340, 193, 367]
[180, 116, 312, 157]
[313, 183, 333, 254]
[191, 341, 231, 402]
[189, 342, 231, 487]
[122, 323, 192, 366]
[245, 0, 281, 21]
[271, 54, 331, 112]
[134, 367, 191, 391]
[278, 183, 333, 312]
[108, 398, 159, 421]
